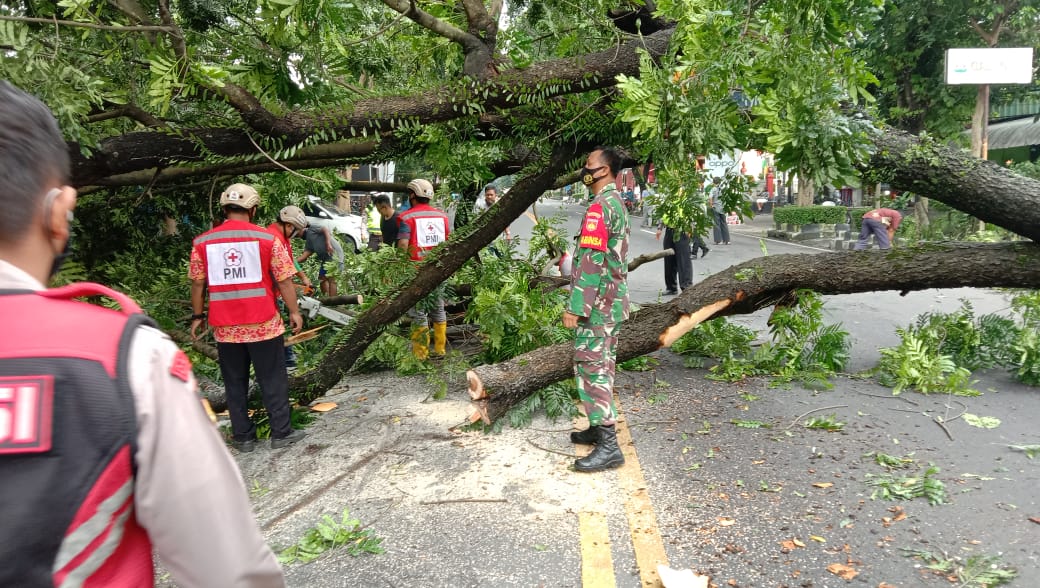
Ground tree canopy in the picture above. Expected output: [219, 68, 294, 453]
[3, 0, 1040, 407]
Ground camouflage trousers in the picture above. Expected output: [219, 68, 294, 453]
[573, 320, 621, 426]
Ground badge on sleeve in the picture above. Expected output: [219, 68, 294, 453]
[169, 350, 193, 383]
[0, 375, 54, 454]
[578, 203, 608, 251]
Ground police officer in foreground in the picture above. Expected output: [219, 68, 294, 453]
[0, 82, 285, 585]
[190, 184, 307, 452]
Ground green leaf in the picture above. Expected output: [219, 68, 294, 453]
[962, 413, 1001, 429]
[1007, 444, 1040, 459]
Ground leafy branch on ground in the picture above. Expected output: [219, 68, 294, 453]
[619, 355, 660, 371]
[863, 451, 915, 470]
[278, 508, 385, 564]
[902, 549, 1016, 588]
[803, 414, 844, 431]
[221, 405, 317, 441]
[876, 294, 1040, 395]
[866, 463, 946, 505]
[671, 290, 849, 389]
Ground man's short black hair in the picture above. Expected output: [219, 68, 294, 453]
[372, 195, 391, 207]
[592, 146, 623, 176]
[484, 185, 497, 194]
[0, 82, 70, 240]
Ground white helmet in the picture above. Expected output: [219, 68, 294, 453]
[279, 205, 309, 229]
[407, 178, 434, 199]
[220, 183, 260, 208]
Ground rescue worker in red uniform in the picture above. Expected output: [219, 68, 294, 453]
[267, 204, 312, 371]
[267, 204, 313, 291]
[0, 82, 285, 586]
[190, 185, 307, 452]
[397, 179, 451, 359]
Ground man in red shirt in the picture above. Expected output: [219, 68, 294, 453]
[854, 207, 902, 250]
[267, 205, 313, 292]
[397, 179, 451, 359]
[190, 185, 306, 452]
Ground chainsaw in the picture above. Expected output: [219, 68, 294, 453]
[284, 295, 354, 346]
[297, 294, 354, 327]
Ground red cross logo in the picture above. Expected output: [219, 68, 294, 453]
[426, 222, 436, 232]
[225, 248, 242, 266]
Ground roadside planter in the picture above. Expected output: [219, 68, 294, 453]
[769, 206, 850, 242]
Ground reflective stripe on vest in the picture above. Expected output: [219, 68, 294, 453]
[52, 446, 145, 588]
[210, 287, 269, 301]
[193, 229, 274, 245]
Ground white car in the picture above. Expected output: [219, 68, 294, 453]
[302, 195, 368, 253]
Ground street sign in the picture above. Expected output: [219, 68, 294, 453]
[945, 48, 1034, 85]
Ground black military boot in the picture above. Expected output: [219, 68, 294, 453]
[570, 426, 598, 445]
[574, 425, 625, 472]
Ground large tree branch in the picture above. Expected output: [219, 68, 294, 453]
[866, 128, 1040, 241]
[68, 28, 673, 185]
[156, 0, 188, 78]
[466, 242, 1040, 424]
[286, 141, 592, 404]
[0, 14, 175, 33]
[79, 136, 389, 189]
[106, 0, 154, 26]
[460, 0, 491, 29]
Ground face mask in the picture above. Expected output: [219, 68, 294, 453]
[580, 166, 606, 187]
[43, 189, 73, 281]
[49, 228, 72, 280]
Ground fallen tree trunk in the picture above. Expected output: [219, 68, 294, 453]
[168, 328, 218, 362]
[466, 242, 1040, 424]
[318, 294, 364, 306]
[868, 129, 1040, 241]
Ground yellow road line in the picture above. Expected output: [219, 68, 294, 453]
[579, 511, 617, 587]
[615, 400, 668, 587]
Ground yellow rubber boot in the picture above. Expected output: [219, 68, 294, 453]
[432, 321, 448, 356]
[410, 326, 430, 361]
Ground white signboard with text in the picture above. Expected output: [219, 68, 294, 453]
[945, 48, 1034, 85]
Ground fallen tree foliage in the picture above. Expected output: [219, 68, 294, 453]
[466, 242, 1040, 424]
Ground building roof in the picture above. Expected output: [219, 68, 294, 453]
[988, 116, 1040, 150]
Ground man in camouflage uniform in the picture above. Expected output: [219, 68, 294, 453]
[563, 147, 630, 472]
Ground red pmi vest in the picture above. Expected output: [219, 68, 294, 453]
[399, 203, 450, 261]
[192, 219, 278, 326]
[0, 283, 154, 587]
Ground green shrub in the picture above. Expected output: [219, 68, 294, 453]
[773, 205, 849, 226]
[846, 207, 873, 230]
